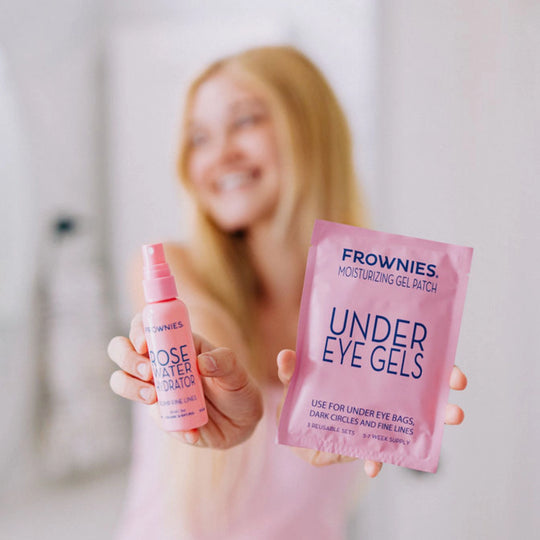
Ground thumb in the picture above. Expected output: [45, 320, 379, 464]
[277, 349, 296, 387]
[276, 349, 296, 425]
[197, 347, 249, 392]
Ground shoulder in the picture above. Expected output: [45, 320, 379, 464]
[162, 242, 198, 288]
[161, 242, 211, 308]
[159, 243, 249, 355]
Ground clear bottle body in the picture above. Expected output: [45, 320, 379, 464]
[142, 297, 208, 431]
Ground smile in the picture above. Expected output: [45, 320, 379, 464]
[215, 168, 260, 193]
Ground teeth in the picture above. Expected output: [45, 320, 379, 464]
[217, 171, 254, 192]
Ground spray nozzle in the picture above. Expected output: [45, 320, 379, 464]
[142, 243, 178, 302]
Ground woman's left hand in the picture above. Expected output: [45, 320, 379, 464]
[276, 349, 468, 478]
[108, 313, 264, 450]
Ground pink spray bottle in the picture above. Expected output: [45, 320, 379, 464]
[141, 243, 208, 431]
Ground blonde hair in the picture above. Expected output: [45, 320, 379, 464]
[178, 45, 369, 379]
[167, 45, 369, 535]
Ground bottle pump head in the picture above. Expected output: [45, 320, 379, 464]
[142, 243, 178, 303]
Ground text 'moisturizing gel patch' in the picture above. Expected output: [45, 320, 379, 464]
[278, 220, 473, 472]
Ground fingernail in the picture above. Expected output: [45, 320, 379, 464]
[184, 430, 197, 444]
[139, 387, 152, 402]
[199, 354, 217, 373]
[137, 362, 150, 379]
[365, 461, 381, 478]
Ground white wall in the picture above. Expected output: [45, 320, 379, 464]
[0, 0, 129, 493]
[357, 3, 540, 539]
[106, 0, 378, 323]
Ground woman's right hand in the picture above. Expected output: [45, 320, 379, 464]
[108, 313, 263, 449]
[277, 349, 383, 477]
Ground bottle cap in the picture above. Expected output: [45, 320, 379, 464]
[142, 243, 178, 303]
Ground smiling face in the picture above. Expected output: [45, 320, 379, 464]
[185, 71, 283, 233]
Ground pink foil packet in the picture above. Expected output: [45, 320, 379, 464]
[278, 220, 473, 472]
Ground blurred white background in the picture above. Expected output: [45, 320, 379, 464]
[1, 1, 538, 539]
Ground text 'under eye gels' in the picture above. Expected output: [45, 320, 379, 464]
[277, 220, 473, 472]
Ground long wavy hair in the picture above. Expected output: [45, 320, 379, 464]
[164, 45, 369, 535]
[177, 45, 369, 381]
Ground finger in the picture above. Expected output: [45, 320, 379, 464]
[364, 460, 383, 478]
[168, 428, 202, 446]
[445, 403, 465, 425]
[277, 349, 296, 387]
[276, 350, 296, 424]
[311, 451, 337, 467]
[107, 336, 153, 381]
[192, 332, 217, 355]
[197, 348, 249, 392]
[311, 451, 356, 467]
[109, 370, 157, 404]
[450, 365, 467, 390]
[182, 429, 201, 445]
[129, 313, 147, 354]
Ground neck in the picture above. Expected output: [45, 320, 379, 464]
[245, 221, 305, 309]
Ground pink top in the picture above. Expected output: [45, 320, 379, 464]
[116, 386, 361, 540]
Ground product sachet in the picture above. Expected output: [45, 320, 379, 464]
[277, 220, 473, 472]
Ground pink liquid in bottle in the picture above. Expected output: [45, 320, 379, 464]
[141, 243, 208, 431]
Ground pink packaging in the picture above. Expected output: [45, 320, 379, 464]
[277, 220, 473, 472]
[142, 243, 208, 432]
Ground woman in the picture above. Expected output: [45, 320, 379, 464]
[108, 45, 467, 539]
